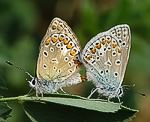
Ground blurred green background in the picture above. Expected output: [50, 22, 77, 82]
[0, 0, 150, 121]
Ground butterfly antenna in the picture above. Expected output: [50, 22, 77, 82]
[123, 83, 146, 97]
[5, 61, 34, 79]
[135, 91, 146, 97]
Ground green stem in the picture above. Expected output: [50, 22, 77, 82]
[0, 96, 19, 102]
[0, 95, 38, 102]
[0, 94, 88, 103]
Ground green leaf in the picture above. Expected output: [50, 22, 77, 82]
[0, 102, 12, 121]
[22, 94, 138, 122]
[0, 78, 8, 91]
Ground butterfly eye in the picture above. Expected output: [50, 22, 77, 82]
[32, 80, 35, 85]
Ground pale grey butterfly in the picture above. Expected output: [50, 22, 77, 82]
[81, 24, 131, 100]
[28, 17, 82, 96]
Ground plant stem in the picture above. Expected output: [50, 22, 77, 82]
[0, 96, 19, 102]
[0, 95, 37, 102]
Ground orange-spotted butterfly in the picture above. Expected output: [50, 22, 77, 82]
[81, 25, 131, 100]
[28, 18, 82, 96]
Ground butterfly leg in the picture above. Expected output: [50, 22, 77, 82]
[117, 96, 120, 102]
[36, 89, 38, 97]
[88, 87, 99, 99]
[25, 88, 35, 97]
[60, 87, 67, 94]
[107, 96, 111, 102]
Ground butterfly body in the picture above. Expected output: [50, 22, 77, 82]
[81, 24, 131, 99]
[28, 18, 82, 96]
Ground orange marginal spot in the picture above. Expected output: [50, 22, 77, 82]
[64, 39, 69, 45]
[66, 43, 73, 49]
[112, 43, 117, 48]
[85, 55, 92, 60]
[73, 59, 82, 66]
[81, 76, 87, 82]
[51, 37, 57, 43]
[45, 38, 51, 45]
[106, 39, 111, 44]
[101, 39, 106, 45]
[90, 48, 96, 54]
[95, 43, 101, 49]
[58, 36, 64, 42]
[70, 49, 76, 56]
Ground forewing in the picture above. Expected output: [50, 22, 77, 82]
[82, 25, 131, 86]
[36, 18, 81, 82]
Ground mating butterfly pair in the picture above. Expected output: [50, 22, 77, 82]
[28, 17, 131, 100]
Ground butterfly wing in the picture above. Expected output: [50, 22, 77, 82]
[108, 25, 131, 87]
[81, 24, 131, 96]
[36, 18, 81, 84]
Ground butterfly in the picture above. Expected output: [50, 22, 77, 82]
[28, 17, 82, 96]
[81, 24, 131, 100]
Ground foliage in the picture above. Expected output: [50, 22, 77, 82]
[0, 94, 137, 122]
[0, 0, 150, 121]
